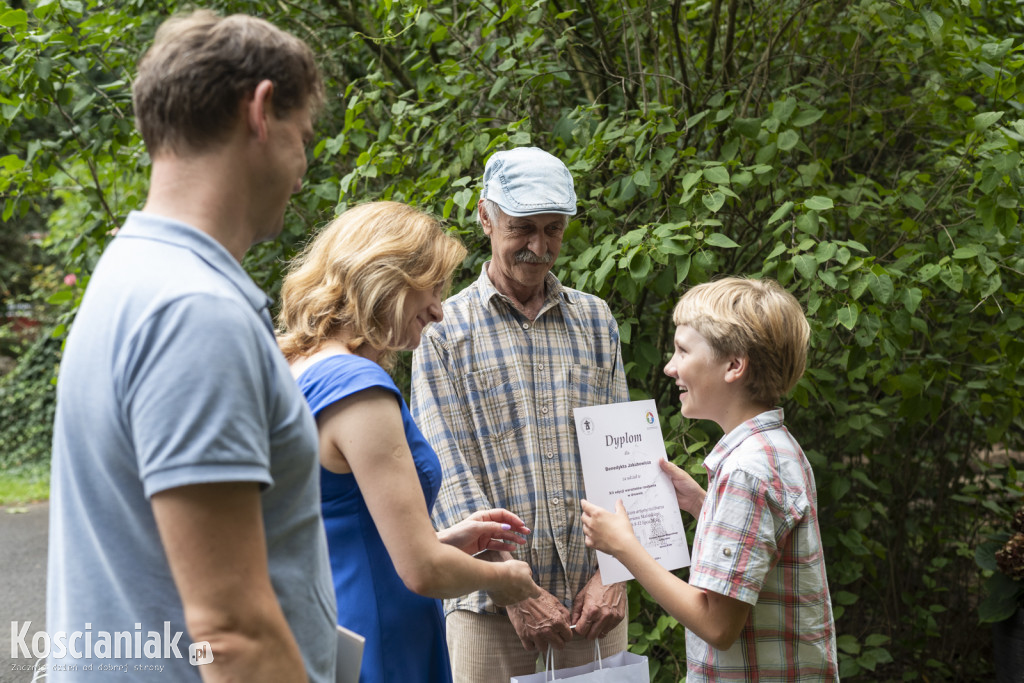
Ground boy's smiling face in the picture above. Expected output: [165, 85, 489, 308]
[664, 324, 733, 425]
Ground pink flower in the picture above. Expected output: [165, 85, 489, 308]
[64, 274, 77, 286]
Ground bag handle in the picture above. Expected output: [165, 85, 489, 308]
[543, 638, 605, 680]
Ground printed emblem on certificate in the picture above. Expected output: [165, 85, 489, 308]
[574, 399, 691, 584]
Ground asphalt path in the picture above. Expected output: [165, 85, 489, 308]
[1, 502, 48, 683]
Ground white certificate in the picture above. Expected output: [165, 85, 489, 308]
[574, 399, 690, 585]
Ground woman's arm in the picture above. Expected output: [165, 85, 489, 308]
[318, 388, 538, 605]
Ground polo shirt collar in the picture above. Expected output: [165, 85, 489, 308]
[474, 260, 578, 314]
[118, 211, 272, 315]
[703, 408, 785, 477]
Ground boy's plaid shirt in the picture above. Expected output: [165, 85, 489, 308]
[686, 409, 839, 681]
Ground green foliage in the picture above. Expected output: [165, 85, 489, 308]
[0, 331, 59, 469]
[2, 0, 1023, 679]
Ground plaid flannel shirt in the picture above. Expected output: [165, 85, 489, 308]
[410, 262, 629, 616]
[686, 409, 839, 681]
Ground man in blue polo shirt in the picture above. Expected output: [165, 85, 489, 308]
[46, 11, 336, 682]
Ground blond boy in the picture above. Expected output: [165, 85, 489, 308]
[581, 277, 838, 681]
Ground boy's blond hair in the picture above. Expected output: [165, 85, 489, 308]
[673, 277, 810, 406]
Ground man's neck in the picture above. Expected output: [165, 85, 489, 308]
[142, 151, 255, 263]
[486, 263, 548, 320]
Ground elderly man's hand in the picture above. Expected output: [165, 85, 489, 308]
[570, 569, 626, 640]
[506, 588, 573, 652]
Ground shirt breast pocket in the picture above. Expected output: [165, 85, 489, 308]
[464, 366, 526, 441]
[568, 364, 614, 412]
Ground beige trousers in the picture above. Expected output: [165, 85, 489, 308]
[446, 609, 629, 683]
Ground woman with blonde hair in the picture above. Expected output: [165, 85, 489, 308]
[279, 201, 539, 683]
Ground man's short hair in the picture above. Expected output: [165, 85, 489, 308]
[673, 277, 810, 406]
[133, 10, 323, 156]
[278, 201, 467, 370]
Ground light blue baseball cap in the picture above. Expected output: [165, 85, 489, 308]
[481, 147, 578, 217]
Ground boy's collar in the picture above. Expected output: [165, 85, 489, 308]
[703, 408, 786, 475]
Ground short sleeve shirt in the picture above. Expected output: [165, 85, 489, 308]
[46, 212, 337, 681]
[686, 409, 838, 681]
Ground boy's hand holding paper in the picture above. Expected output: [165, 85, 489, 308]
[573, 399, 690, 585]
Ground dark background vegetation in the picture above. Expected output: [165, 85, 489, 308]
[2, 0, 1022, 679]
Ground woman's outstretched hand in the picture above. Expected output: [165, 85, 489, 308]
[438, 508, 531, 555]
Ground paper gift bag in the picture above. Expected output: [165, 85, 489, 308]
[511, 642, 649, 682]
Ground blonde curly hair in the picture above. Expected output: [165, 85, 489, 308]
[277, 201, 467, 370]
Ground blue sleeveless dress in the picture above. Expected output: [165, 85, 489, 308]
[297, 354, 452, 683]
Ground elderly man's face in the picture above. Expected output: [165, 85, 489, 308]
[482, 209, 567, 297]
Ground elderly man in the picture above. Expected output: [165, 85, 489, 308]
[411, 147, 630, 680]
[47, 11, 336, 682]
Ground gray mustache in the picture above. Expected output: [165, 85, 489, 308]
[514, 249, 554, 264]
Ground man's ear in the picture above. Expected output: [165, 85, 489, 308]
[246, 79, 276, 142]
[723, 356, 749, 384]
[478, 200, 494, 236]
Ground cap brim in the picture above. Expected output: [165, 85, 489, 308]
[495, 204, 578, 217]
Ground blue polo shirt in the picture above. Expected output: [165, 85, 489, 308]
[46, 211, 337, 681]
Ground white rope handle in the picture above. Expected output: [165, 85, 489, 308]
[542, 635, 605, 679]
[544, 644, 556, 681]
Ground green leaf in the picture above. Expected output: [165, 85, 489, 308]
[702, 166, 730, 185]
[0, 8, 29, 27]
[675, 255, 691, 285]
[834, 591, 860, 606]
[867, 273, 894, 304]
[804, 195, 834, 211]
[837, 634, 861, 655]
[703, 233, 740, 248]
[702, 191, 726, 213]
[682, 171, 702, 193]
[628, 250, 651, 279]
[918, 263, 941, 281]
[901, 287, 923, 313]
[793, 254, 816, 280]
[973, 111, 1004, 132]
[952, 244, 985, 259]
[732, 117, 762, 138]
[902, 193, 926, 211]
[939, 264, 964, 293]
[791, 108, 825, 127]
[922, 9, 943, 46]
[777, 129, 799, 151]
[765, 243, 787, 261]
[766, 202, 793, 226]
[837, 304, 859, 330]
[47, 290, 73, 305]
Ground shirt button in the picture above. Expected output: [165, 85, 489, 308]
[723, 548, 733, 557]
[542, 406, 549, 414]
[546, 452, 554, 459]
[552, 498, 560, 505]
[537, 364, 544, 370]
[522, 322, 530, 330]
